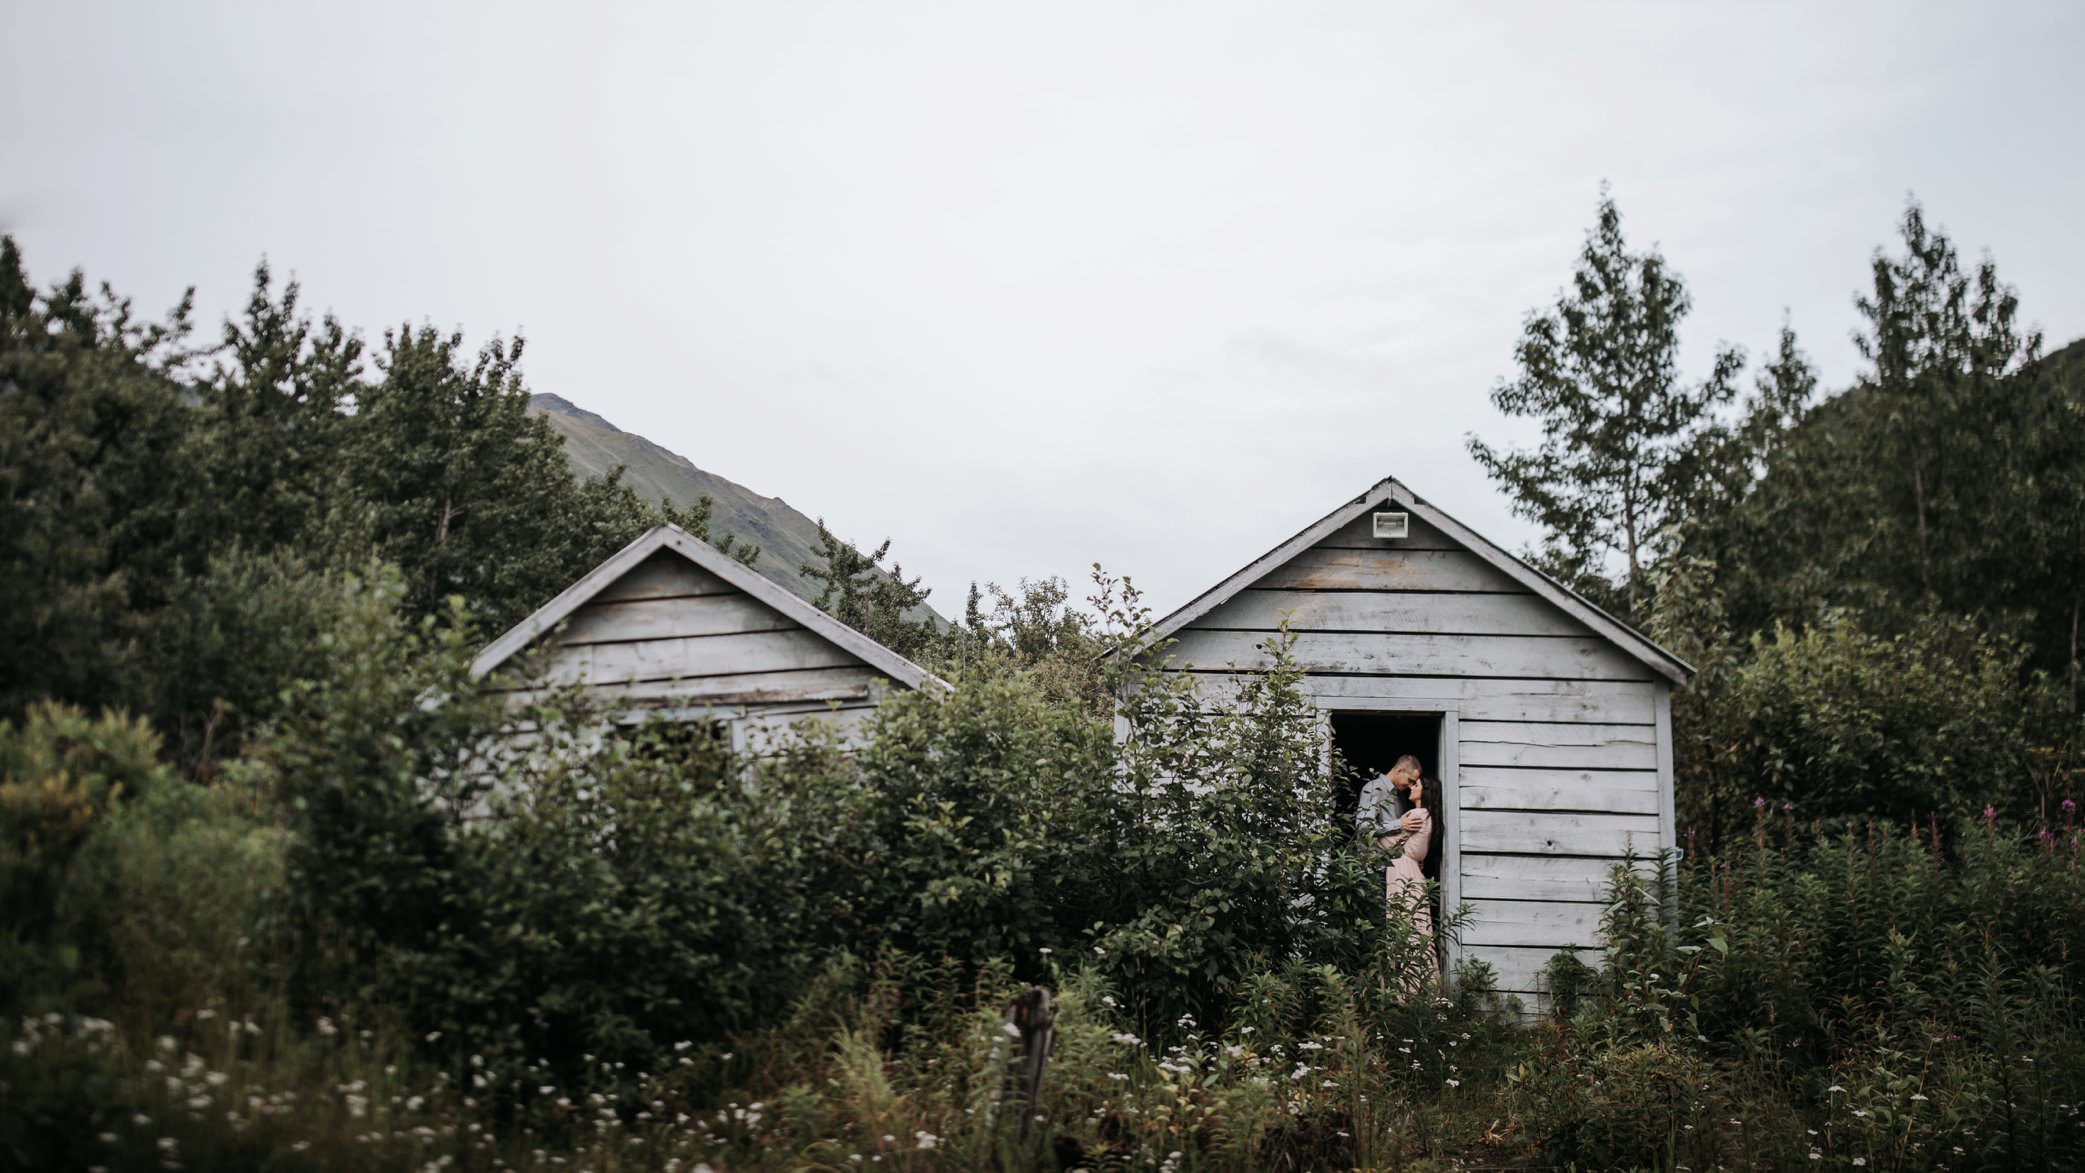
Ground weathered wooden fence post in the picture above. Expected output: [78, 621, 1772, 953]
[1003, 986, 1056, 1140]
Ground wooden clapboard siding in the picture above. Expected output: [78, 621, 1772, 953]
[1461, 899, 1606, 949]
[590, 551, 736, 602]
[475, 527, 938, 772]
[1462, 944, 1600, 996]
[1251, 548, 1527, 593]
[1460, 769, 1661, 815]
[1459, 721, 1660, 770]
[735, 704, 878, 750]
[495, 666, 884, 709]
[1162, 630, 1650, 682]
[534, 629, 861, 686]
[1192, 589, 1592, 638]
[1460, 852, 1648, 903]
[497, 545, 888, 745]
[558, 593, 796, 645]
[1188, 674, 1659, 724]
[1460, 809, 1662, 856]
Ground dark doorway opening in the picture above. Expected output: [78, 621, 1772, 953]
[1330, 711, 1443, 880]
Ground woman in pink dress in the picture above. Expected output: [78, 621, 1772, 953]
[1374, 754, 1439, 992]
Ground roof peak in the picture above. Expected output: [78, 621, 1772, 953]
[1137, 475, 1692, 686]
[469, 524, 941, 692]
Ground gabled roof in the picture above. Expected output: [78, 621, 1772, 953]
[1136, 476, 1693, 686]
[469, 524, 942, 692]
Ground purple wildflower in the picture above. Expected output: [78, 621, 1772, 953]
[2064, 798, 2077, 814]
[1983, 805, 1997, 822]
[1782, 801, 1796, 814]
[1753, 796, 1767, 810]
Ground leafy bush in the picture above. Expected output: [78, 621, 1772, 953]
[849, 667, 1118, 973]
[0, 702, 173, 1006]
[1675, 612, 2069, 844]
[1509, 1036, 1723, 1171]
[56, 781, 289, 1022]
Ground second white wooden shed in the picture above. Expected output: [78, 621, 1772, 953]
[1132, 476, 1692, 1006]
[469, 524, 938, 750]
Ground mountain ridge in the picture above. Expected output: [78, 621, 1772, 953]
[529, 393, 946, 624]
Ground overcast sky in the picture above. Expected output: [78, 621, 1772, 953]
[6, 2, 2081, 616]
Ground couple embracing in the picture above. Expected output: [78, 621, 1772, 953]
[1356, 754, 1442, 990]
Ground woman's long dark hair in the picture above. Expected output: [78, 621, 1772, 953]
[1392, 753, 1444, 879]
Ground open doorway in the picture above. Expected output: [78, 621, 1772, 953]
[1329, 711, 1444, 882]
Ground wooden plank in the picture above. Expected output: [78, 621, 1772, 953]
[1187, 589, 1589, 639]
[557, 593, 796, 645]
[1461, 899, 1606, 950]
[623, 667, 877, 706]
[1460, 810, 1663, 856]
[1461, 852, 1649, 903]
[1183, 674, 1660, 724]
[1461, 776, 1661, 815]
[1438, 710, 1463, 982]
[1462, 943, 1602, 996]
[1250, 548, 1527, 593]
[1462, 720, 1657, 747]
[1141, 489, 1392, 645]
[1461, 765, 1659, 792]
[1159, 630, 1651, 682]
[1460, 742, 1659, 771]
[591, 551, 736, 602]
[534, 629, 862, 686]
[1655, 684, 1677, 861]
[495, 665, 883, 708]
[1316, 512, 1463, 550]
[1383, 484, 1692, 686]
[734, 705, 878, 753]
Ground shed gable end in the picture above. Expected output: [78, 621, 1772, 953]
[1161, 510, 1649, 683]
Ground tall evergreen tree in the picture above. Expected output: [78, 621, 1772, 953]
[340, 326, 654, 633]
[1711, 203, 2055, 651]
[0, 238, 199, 715]
[1467, 191, 1743, 615]
[799, 521, 937, 660]
[186, 262, 363, 556]
[1851, 201, 2041, 602]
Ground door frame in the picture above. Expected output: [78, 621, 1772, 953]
[1316, 699, 1462, 985]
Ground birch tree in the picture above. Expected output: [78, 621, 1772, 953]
[1467, 191, 1742, 616]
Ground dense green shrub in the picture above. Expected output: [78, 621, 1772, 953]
[56, 781, 288, 1022]
[1674, 612, 2071, 846]
[848, 667, 1119, 973]
[1503, 821, 2085, 1170]
[0, 703, 173, 1007]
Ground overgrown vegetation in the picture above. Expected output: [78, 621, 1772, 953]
[4, 189, 2084, 1170]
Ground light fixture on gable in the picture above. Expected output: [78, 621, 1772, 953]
[1372, 511, 1410, 540]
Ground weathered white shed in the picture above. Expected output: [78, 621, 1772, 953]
[1132, 476, 1691, 1006]
[469, 524, 937, 750]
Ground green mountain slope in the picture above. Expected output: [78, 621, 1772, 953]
[530, 394, 945, 623]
